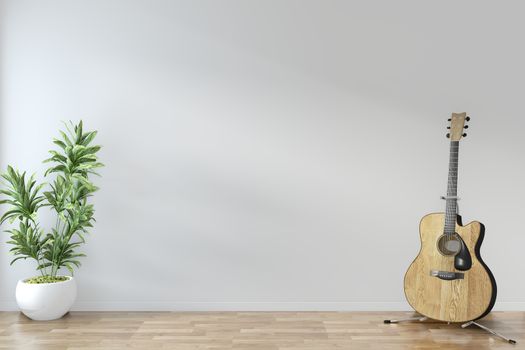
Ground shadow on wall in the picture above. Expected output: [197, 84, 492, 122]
[0, 0, 6, 302]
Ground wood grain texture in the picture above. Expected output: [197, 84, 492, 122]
[0, 311, 522, 349]
[449, 112, 467, 141]
[404, 213, 494, 323]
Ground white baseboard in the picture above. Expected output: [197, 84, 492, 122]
[1, 301, 525, 312]
[72, 301, 413, 311]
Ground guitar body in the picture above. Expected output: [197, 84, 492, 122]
[404, 213, 496, 322]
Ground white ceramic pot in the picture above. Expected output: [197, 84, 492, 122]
[16, 276, 77, 321]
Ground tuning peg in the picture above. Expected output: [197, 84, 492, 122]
[466, 116, 471, 121]
[446, 133, 450, 138]
[448, 118, 451, 121]
[463, 133, 467, 137]
[464, 125, 469, 129]
[447, 126, 450, 129]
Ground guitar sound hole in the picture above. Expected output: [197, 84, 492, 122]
[437, 234, 461, 256]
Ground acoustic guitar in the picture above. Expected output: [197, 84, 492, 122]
[404, 113, 496, 323]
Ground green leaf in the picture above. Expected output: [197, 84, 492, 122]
[53, 139, 67, 149]
[1, 121, 102, 276]
[81, 130, 98, 146]
[59, 130, 73, 147]
[10, 256, 27, 265]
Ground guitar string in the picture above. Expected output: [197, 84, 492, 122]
[445, 141, 459, 246]
[447, 142, 455, 241]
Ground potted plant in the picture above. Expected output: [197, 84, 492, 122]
[0, 121, 103, 320]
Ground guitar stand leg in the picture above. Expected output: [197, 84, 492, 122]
[462, 321, 517, 344]
[384, 315, 427, 324]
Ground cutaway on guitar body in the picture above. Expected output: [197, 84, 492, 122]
[404, 213, 496, 323]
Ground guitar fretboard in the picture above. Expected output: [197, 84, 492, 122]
[444, 141, 459, 235]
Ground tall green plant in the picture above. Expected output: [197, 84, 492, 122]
[0, 121, 103, 278]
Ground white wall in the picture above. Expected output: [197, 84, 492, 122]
[1, 0, 524, 311]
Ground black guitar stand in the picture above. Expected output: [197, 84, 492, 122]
[462, 320, 516, 344]
[383, 314, 517, 344]
[385, 196, 517, 344]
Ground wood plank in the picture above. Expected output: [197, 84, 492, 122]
[0, 311, 522, 349]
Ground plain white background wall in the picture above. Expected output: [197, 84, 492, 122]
[1, 0, 524, 311]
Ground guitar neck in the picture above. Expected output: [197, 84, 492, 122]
[444, 141, 459, 234]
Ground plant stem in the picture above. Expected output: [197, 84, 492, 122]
[26, 218, 45, 277]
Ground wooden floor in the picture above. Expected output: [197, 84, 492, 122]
[0, 311, 522, 349]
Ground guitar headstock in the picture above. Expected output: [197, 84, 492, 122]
[446, 112, 470, 141]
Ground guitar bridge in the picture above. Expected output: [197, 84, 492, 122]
[430, 270, 464, 281]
